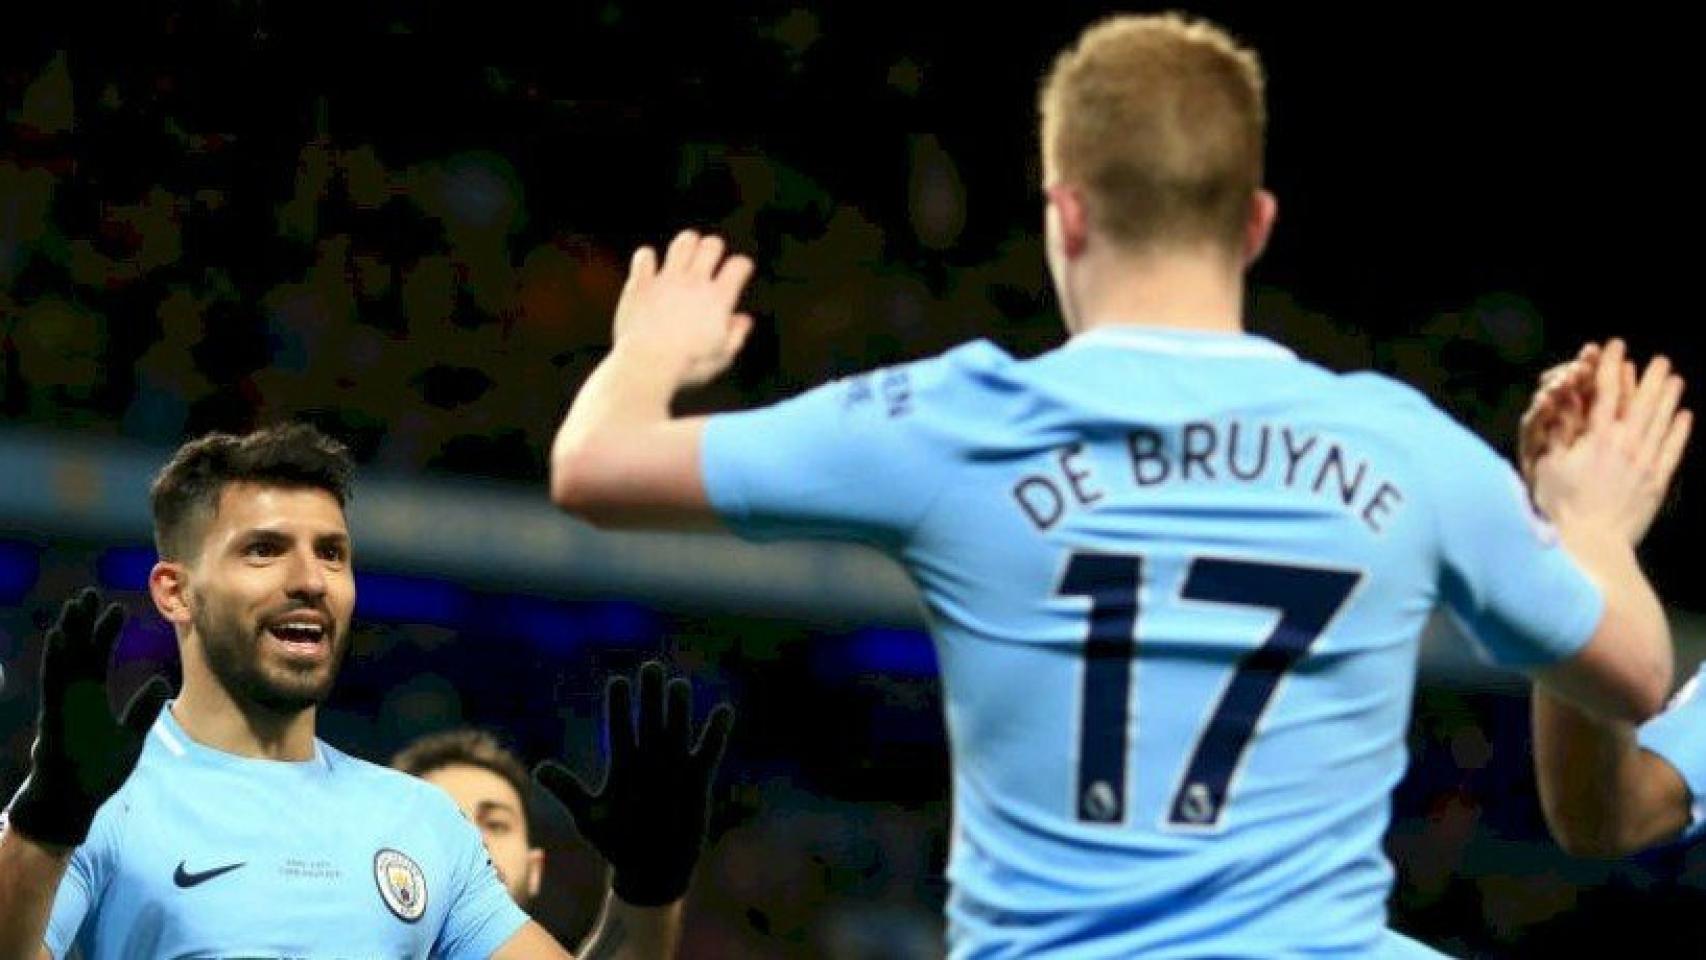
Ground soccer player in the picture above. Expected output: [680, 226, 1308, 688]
[395, 730, 553, 909]
[1515, 344, 1696, 858]
[0, 424, 728, 958]
[393, 665, 732, 917]
[545, 13, 1690, 957]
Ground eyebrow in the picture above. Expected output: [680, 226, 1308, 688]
[474, 800, 520, 819]
[235, 529, 350, 545]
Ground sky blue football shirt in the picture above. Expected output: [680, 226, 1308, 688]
[703, 327, 1603, 958]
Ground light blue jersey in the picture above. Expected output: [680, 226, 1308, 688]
[22, 703, 528, 959]
[1639, 663, 1706, 841]
[702, 327, 1604, 958]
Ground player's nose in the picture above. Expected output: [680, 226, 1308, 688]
[283, 545, 328, 600]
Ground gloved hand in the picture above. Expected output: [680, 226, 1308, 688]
[6, 588, 172, 848]
[535, 661, 734, 906]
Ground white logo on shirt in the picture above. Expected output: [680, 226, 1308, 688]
[374, 848, 428, 923]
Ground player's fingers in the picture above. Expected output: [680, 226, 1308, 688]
[689, 234, 725, 279]
[605, 675, 636, 767]
[91, 602, 126, 666]
[61, 589, 103, 680]
[723, 313, 754, 360]
[1638, 374, 1685, 466]
[1537, 361, 1575, 391]
[1589, 339, 1626, 430]
[120, 675, 173, 735]
[534, 760, 600, 824]
[37, 628, 68, 710]
[691, 704, 735, 782]
[1625, 356, 1671, 434]
[626, 246, 657, 287]
[637, 661, 666, 747]
[1655, 409, 1694, 488]
[1620, 359, 1638, 418]
[664, 677, 692, 752]
[714, 254, 755, 305]
[663, 230, 700, 274]
[61, 589, 96, 644]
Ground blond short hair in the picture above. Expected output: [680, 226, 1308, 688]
[1039, 13, 1266, 254]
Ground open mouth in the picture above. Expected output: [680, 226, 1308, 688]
[265, 619, 329, 658]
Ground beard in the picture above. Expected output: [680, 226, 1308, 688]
[193, 593, 347, 715]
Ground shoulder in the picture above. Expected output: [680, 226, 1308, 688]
[321, 743, 463, 820]
[836, 339, 1016, 404]
[323, 745, 483, 863]
[1337, 371, 1502, 464]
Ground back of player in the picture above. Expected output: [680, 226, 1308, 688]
[702, 329, 1601, 957]
[552, 13, 1608, 958]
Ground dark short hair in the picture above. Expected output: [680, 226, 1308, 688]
[391, 728, 536, 838]
[149, 423, 355, 560]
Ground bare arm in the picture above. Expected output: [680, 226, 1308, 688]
[1530, 518, 1672, 723]
[548, 347, 716, 530]
[1521, 342, 1694, 855]
[1532, 690, 1690, 856]
[1527, 341, 1689, 722]
[548, 232, 754, 530]
[0, 824, 70, 960]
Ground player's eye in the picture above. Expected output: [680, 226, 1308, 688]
[242, 540, 283, 558]
[316, 543, 348, 562]
[481, 817, 512, 837]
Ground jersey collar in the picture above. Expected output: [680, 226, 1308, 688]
[152, 700, 330, 772]
[1068, 325, 1296, 361]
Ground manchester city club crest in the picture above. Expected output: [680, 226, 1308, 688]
[373, 849, 428, 923]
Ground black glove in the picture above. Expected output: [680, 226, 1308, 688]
[7, 588, 172, 848]
[535, 661, 734, 907]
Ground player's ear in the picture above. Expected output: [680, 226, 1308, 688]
[1243, 188, 1277, 267]
[1045, 183, 1091, 259]
[525, 848, 544, 901]
[149, 559, 194, 627]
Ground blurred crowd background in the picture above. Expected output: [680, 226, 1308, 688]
[2, 2, 1703, 956]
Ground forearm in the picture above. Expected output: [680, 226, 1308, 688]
[574, 889, 683, 960]
[1549, 517, 1672, 718]
[546, 345, 717, 528]
[1532, 688, 1689, 856]
[0, 823, 70, 960]
[553, 345, 689, 463]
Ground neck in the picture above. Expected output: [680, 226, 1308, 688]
[173, 649, 319, 761]
[1067, 245, 1246, 336]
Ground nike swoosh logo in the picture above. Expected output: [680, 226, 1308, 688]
[173, 861, 246, 888]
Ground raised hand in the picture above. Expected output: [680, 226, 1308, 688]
[1531, 340, 1692, 545]
[1520, 342, 1600, 485]
[534, 661, 734, 907]
[612, 230, 756, 389]
[6, 589, 172, 848]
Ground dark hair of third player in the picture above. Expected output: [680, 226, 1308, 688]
[391, 729, 537, 840]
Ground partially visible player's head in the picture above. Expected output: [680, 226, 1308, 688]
[392, 729, 545, 907]
[147, 423, 357, 716]
[1038, 14, 1272, 323]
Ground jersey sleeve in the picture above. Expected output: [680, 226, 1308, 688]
[702, 344, 1003, 549]
[1426, 422, 1604, 668]
[1638, 665, 1706, 842]
[31, 799, 119, 959]
[431, 803, 530, 960]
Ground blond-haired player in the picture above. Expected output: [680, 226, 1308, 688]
[546, 15, 1687, 957]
